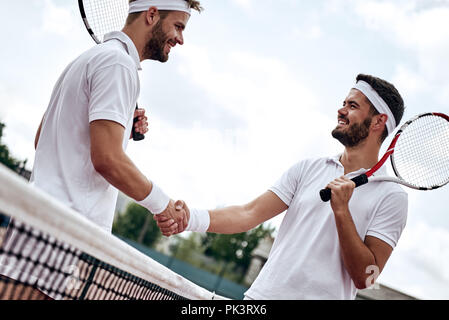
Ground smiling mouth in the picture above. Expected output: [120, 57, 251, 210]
[337, 117, 349, 126]
[166, 41, 176, 52]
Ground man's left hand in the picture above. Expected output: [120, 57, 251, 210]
[154, 200, 190, 237]
[326, 176, 356, 214]
[130, 108, 149, 139]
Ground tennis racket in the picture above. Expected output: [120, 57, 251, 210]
[78, 0, 145, 141]
[320, 112, 449, 202]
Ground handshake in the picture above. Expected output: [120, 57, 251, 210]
[153, 199, 191, 237]
[137, 184, 209, 237]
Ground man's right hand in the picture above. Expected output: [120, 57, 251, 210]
[155, 200, 190, 236]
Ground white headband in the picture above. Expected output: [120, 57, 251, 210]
[353, 80, 396, 135]
[129, 0, 191, 15]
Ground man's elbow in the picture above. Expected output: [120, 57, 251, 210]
[91, 152, 117, 176]
[354, 279, 369, 290]
[353, 273, 378, 290]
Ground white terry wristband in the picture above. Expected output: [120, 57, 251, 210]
[137, 183, 170, 215]
[186, 209, 210, 233]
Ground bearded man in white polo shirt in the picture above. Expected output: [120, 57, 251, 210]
[0, 0, 202, 299]
[32, 0, 203, 233]
[156, 74, 408, 300]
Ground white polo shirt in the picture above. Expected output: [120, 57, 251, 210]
[244, 155, 408, 300]
[30, 31, 141, 232]
[0, 32, 141, 297]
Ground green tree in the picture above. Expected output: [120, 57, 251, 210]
[0, 121, 27, 174]
[167, 233, 207, 269]
[171, 233, 205, 262]
[112, 202, 161, 248]
[203, 223, 275, 283]
[0, 121, 28, 226]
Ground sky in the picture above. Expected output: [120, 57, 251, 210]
[1, 0, 449, 299]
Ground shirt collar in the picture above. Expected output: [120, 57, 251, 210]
[326, 153, 387, 177]
[103, 31, 142, 71]
[327, 154, 343, 167]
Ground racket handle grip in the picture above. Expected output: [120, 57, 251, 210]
[319, 174, 369, 202]
[132, 106, 145, 141]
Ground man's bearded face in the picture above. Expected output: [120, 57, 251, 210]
[332, 115, 372, 148]
[143, 19, 169, 62]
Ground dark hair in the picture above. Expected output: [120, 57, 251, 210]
[356, 74, 405, 142]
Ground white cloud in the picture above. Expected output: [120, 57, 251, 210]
[231, 0, 253, 11]
[391, 65, 428, 99]
[292, 25, 324, 40]
[352, 0, 449, 105]
[175, 43, 338, 161]
[41, 0, 79, 36]
[354, 1, 449, 48]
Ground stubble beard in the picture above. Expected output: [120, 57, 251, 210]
[142, 20, 169, 62]
[331, 116, 372, 148]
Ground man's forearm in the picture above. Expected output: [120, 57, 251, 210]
[334, 209, 377, 289]
[156, 191, 286, 237]
[208, 204, 256, 234]
[93, 151, 152, 201]
[207, 191, 287, 235]
[96, 152, 189, 232]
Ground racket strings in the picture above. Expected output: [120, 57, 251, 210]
[392, 114, 449, 188]
[409, 117, 449, 187]
[84, 0, 129, 43]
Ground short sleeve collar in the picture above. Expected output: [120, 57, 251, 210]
[104, 31, 142, 71]
[326, 153, 387, 178]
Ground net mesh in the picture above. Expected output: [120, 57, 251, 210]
[0, 165, 219, 300]
[82, 0, 129, 43]
[392, 114, 449, 189]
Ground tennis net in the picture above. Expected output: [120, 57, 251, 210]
[0, 164, 221, 300]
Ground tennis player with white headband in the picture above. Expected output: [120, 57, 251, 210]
[28, 0, 203, 243]
[0, 0, 203, 301]
[156, 74, 409, 300]
[352, 80, 397, 135]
